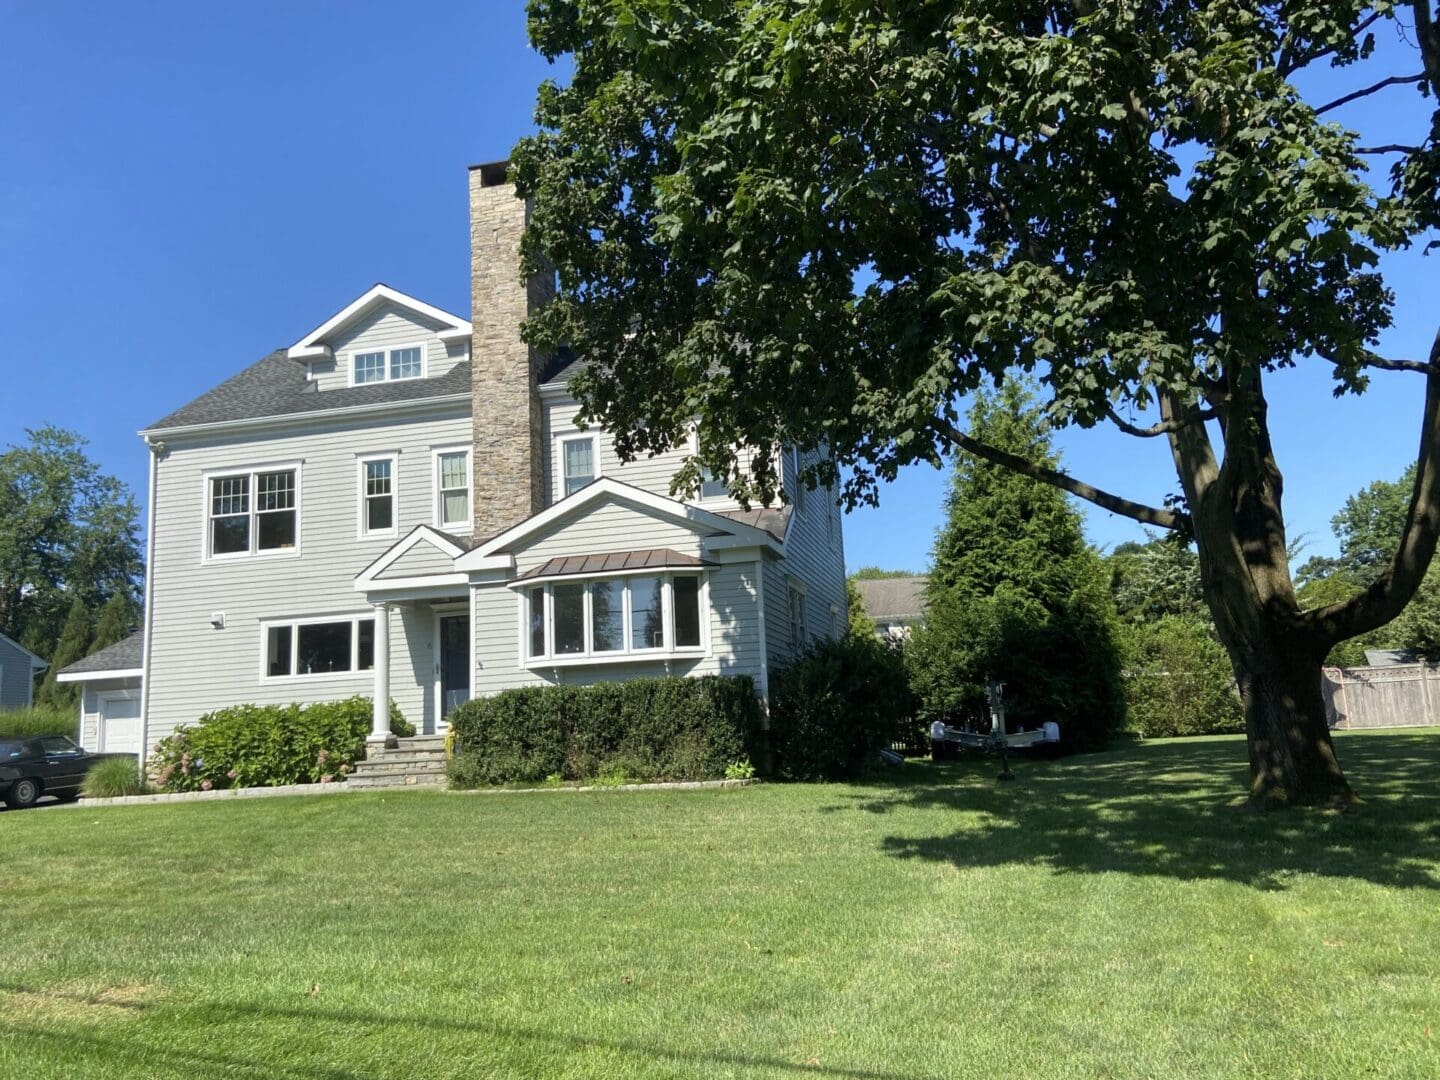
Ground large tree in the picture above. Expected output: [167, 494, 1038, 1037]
[514, 1, 1440, 806]
[0, 427, 144, 659]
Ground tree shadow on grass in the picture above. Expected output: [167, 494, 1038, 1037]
[834, 733, 1440, 891]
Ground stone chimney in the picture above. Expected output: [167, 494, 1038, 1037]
[468, 160, 554, 538]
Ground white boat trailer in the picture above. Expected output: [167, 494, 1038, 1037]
[930, 682, 1061, 759]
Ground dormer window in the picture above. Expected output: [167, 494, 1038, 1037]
[349, 344, 426, 386]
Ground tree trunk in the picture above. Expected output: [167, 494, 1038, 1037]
[1219, 617, 1353, 808]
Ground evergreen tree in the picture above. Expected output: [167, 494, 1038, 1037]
[90, 591, 139, 653]
[909, 383, 1124, 748]
[37, 596, 91, 708]
[844, 577, 877, 641]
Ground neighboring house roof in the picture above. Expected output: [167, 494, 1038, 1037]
[0, 632, 49, 672]
[854, 577, 929, 623]
[716, 506, 793, 542]
[517, 548, 715, 581]
[1363, 648, 1419, 668]
[143, 351, 473, 433]
[56, 631, 145, 681]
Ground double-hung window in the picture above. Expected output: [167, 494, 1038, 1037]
[558, 434, 598, 498]
[525, 573, 705, 663]
[790, 447, 807, 514]
[264, 615, 376, 679]
[435, 449, 471, 529]
[208, 467, 298, 558]
[359, 455, 397, 536]
[350, 344, 426, 385]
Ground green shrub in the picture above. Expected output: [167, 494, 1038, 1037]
[1120, 617, 1244, 738]
[446, 676, 762, 787]
[0, 705, 78, 741]
[83, 755, 149, 798]
[768, 636, 919, 781]
[149, 696, 412, 792]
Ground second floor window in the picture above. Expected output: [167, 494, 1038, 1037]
[699, 463, 728, 500]
[788, 584, 807, 646]
[351, 344, 425, 386]
[209, 468, 297, 558]
[560, 435, 597, 498]
[436, 450, 470, 529]
[361, 457, 395, 536]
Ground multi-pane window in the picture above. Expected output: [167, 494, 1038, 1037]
[526, 574, 704, 661]
[208, 469, 297, 558]
[350, 345, 425, 385]
[560, 435, 597, 498]
[791, 448, 807, 514]
[264, 616, 375, 678]
[437, 450, 470, 528]
[361, 457, 395, 535]
[390, 347, 423, 380]
[353, 351, 387, 384]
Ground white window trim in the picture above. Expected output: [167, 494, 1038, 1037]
[554, 430, 602, 501]
[357, 453, 400, 539]
[432, 446, 473, 530]
[346, 341, 428, 387]
[515, 571, 709, 669]
[258, 613, 377, 683]
[200, 461, 303, 564]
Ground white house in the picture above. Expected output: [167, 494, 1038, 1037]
[60, 161, 847, 761]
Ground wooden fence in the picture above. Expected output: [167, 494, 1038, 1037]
[1322, 664, 1440, 730]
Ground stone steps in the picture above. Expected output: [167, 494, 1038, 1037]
[347, 734, 449, 791]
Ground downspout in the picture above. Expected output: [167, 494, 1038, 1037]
[754, 557, 769, 717]
[138, 435, 162, 764]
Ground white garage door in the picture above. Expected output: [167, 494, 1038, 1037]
[99, 694, 142, 755]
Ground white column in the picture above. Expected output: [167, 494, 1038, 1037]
[369, 601, 393, 745]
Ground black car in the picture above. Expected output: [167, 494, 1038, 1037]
[0, 736, 132, 808]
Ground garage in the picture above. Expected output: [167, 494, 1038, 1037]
[56, 631, 145, 756]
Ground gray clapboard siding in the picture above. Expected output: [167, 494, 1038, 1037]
[0, 634, 39, 709]
[375, 538, 460, 580]
[543, 398, 767, 510]
[145, 407, 471, 752]
[512, 499, 711, 569]
[310, 301, 465, 393]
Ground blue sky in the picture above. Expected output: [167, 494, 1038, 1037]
[1, 2, 1434, 574]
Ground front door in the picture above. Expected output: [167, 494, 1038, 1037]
[437, 614, 470, 729]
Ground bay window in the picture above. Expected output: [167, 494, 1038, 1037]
[263, 615, 375, 679]
[208, 467, 298, 558]
[524, 573, 706, 663]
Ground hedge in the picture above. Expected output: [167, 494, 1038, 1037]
[0, 705, 78, 741]
[445, 675, 762, 787]
[768, 635, 919, 780]
[149, 696, 413, 792]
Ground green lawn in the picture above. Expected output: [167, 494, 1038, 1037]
[2, 730, 1437, 1079]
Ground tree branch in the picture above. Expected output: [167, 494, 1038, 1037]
[933, 419, 1188, 530]
[1315, 73, 1425, 116]
[1320, 349, 1440, 376]
[1305, 327, 1440, 644]
[1277, 12, 1386, 76]
[1356, 144, 1425, 155]
[1105, 404, 1218, 438]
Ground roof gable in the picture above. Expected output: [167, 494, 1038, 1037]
[355, 525, 471, 589]
[0, 631, 48, 671]
[288, 284, 472, 361]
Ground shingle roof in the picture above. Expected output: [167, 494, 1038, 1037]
[144, 352, 474, 432]
[715, 506, 792, 542]
[854, 577, 928, 622]
[59, 631, 145, 677]
[517, 548, 714, 581]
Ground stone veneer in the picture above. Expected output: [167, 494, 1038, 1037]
[468, 160, 555, 539]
